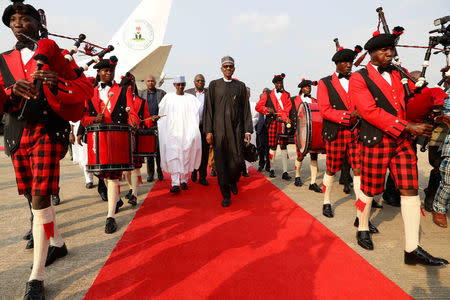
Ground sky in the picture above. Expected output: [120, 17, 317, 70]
[0, 0, 449, 101]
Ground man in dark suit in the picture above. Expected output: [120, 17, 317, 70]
[138, 75, 166, 182]
[186, 74, 209, 185]
[256, 88, 270, 172]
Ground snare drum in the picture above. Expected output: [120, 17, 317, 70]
[86, 123, 134, 172]
[296, 102, 326, 155]
[133, 127, 157, 157]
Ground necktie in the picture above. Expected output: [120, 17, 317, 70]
[15, 41, 35, 51]
[276, 89, 283, 93]
[377, 65, 394, 74]
[303, 94, 311, 98]
[100, 82, 112, 89]
[338, 73, 351, 80]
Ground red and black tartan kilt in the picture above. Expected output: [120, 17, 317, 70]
[268, 120, 288, 148]
[325, 128, 361, 173]
[133, 156, 144, 169]
[98, 171, 123, 180]
[361, 134, 418, 196]
[11, 124, 63, 196]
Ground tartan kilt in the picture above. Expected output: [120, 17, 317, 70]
[325, 128, 361, 173]
[360, 134, 418, 196]
[133, 156, 144, 169]
[98, 171, 123, 180]
[268, 120, 288, 148]
[11, 124, 63, 196]
[433, 156, 450, 214]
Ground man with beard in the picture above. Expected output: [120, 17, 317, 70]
[203, 56, 253, 207]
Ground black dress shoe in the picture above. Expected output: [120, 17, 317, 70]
[354, 217, 379, 234]
[105, 217, 117, 234]
[343, 183, 351, 194]
[25, 237, 34, 250]
[210, 170, 217, 177]
[170, 186, 181, 194]
[23, 229, 32, 240]
[147, 176, 154, 182]
[181, 182, 188, 190]
[230, 183, 238, 195]
[371, 200, 383, 209]
[357, 231, 374, 250]
[115, 199, 123, 214]
[51, 195, 60, 206]
[269, 170, 275, 178]
[46, 243, 68, 266]
[383, 196, 401, 207]
[309, 183, 322, 193]
[128, 195, 137, 206]
[294, 177, 303, 187]
[24, 280, 44, 300]
[157, 170, 164, 181]
[221, 198, 231, 207]
[282, 172, 291, 180]
[198, 178, 209, 186]
[322, 204, 334, 218]
[258, 166, 263, 172]
[404, 246, 449, 266]
[191, 170, 198, 182]
[100, 191, 108, 202]
[85, 182, 94, 189]
[125, 189, 133, 200]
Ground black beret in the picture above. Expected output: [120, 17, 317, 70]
[2, 1, 40, 27]
[298, 78, 317, 89]
[94, 56, 118, 70]
[272, 73, 286, 84]
[332, 45, 362, 63]
[364, 31, 397, 52]
[119, 72, 134, 86]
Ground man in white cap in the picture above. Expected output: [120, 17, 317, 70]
[158, 76, 202, 193]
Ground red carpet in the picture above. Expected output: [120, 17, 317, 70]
[84, 168, 411, 299]
[0, 146, 4, 151]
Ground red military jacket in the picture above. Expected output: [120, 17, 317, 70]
[293, 94, 317, 111]
[81, 82, 139, 126]
[255, 89, 292, 122]
[349, 62, 410, 139]
[317, 73, 353, 126]
[131, 94, 153, 128]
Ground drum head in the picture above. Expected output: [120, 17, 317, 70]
[296, 102, 312, 155]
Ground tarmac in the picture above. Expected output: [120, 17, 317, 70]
[0, 141, 449, 300]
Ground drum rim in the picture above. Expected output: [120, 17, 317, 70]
[86, 123, 132, 132]
[86, 163, 134, 172]
[297, 102, 313, 155]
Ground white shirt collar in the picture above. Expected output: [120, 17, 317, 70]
[223, 78, 232, 83]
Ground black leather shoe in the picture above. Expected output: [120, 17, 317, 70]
[105, 217, 117, 234]
[282, 172, 291, 180]
[343, 183, 351, 194]
[357, 231, 374, 250]
[170, 186, 181, 194]
[147, 176, 154, 182]
[46, 243, 68, 266]
[242, 170, 249, 177]
[354, 217, 379, 234]
[198, 178, 209, 186]
[322, 204, 333, 218]
[221, 198, 231, 207]
[125, 189, 133, 200]
[25, 236, 34, 250]
[383, 196, 401, 207]
[24, 280, 44, 300]
[85, 182, 94, 189]
[258, 166, 263, 172]
[181, 182, 188, 190]
[51, 195, 60, 206]
[309, 183, 322, 193]
[23, 229, 32, 240]
[100, 191, 108, 202]
[191, 170, 198, 182]
[115, 199, 123, 214]
[404, 246, 449, 266]
[269, 170, 275, 178]
[371, 200, 383, 209]
[157, 170, 164, 181]
[230, 183, 238, 195]
[210, 170, 217, 177]
[128, 195, 137, 206]
[294, 177, 303, 187]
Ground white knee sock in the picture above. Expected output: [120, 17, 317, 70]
[281, 149, 288, 173]
[357, 193, 373, 231]
[269, 149, 276, 171]
[131, 169, 141, 197]
[310, 159, 318, 184]
[295, 160, 302, 177]
[29, 207, 53, 281]
[106, 179, 119, 218]
[49, 205, 64, 247]
[353, 175, 362, 220]
[401, 195, 421, 252]
[83, 168, 93, 184]
[323, 173, 335, 205]
[124, 171, 132, 189]
[171, 173, 180, 186]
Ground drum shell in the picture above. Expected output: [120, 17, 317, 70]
[86, 123, 134, 172]
[296, 102, 326, 155]
[134, 128, 157, 157]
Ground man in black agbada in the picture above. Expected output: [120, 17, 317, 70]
[204, 56, 253, 207]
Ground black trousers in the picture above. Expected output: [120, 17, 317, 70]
[220, 184, 231, 199]
[256, 131, 270, 169]
[146, 135, 162, 178]
[339, 156, 352, 185]
[425, 145, 443, 199]
[194, 125, 209, 179]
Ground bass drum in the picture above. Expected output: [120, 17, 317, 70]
[296, 102, 326, 155]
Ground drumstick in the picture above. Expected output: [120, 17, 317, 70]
[141, 115, 167, 122]
[101, 92, 114, 114]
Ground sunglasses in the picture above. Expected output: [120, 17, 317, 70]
[222, 65, 235, 69]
